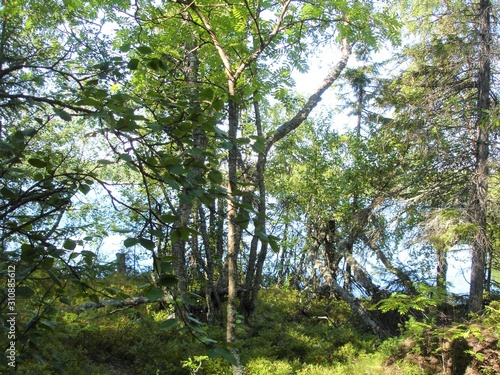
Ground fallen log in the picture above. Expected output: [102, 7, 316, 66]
[65, 296, 155, 312]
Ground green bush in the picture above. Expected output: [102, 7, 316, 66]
[245, 358, 298, 375]
[376, 337, 404, 359]
[483, 300, 500, 331]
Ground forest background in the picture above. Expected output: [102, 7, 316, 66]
[1, 0, 499, 374]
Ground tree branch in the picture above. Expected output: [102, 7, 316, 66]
[0, 93, 96, 114]
[266, 39, 351, 153]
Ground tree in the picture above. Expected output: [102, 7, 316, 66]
[2, 0, 403, 370]
[0, 0, 126, 366]
[384, 0, 497, 312]
[469, 0, 492, 313]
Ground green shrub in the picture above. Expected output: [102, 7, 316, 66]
[245, 358, 297, 375]
[376, 337, 404, 359]
[483, 301, 500, 331]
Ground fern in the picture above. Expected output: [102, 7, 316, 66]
[374, 283, 447, 316]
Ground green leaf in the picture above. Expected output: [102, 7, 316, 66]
[119, 153, 133, 162]
[219, 349, 238, 366]
[144, 286, 164, 301]
[124, 237, 139, 247]
[136, 45, 153, 54]
[252, 137, 266, 153]
[59, 297, 71, 305]
[199, 336, 217, 344]
[221, 141, 233, 150]
[168, 165, 187, 175]
[17, 286, 34, 298]
[78, 183, 91, 195]
[255, 230, 269, 242]
[234, 213, 250, 229]
[48, 269, 63, 287]
[160, 214, 179, 223]
[63, 239, 77, 250]
[188, 316, 203, 325]
[39, 320, 59, 330]
[269, 236, 280, 253]
[159, 318, 179, 330]
[147, 122, 163, 132]
[0, 140, 13, 151]
[178, 192, 191, 204]
[186, 321, 205, 334]
[1, 187, 17, 199]
[21, 244, 38, 261]
[208, 169, 223, 185]
[171, 227, 190, 244]
[28, 158, 48, 168]
[88, 294, 99, 303]
[188, 188, 205, 197]
[139, 237, 155, 250]
[119, 42, 131, 52]
[40, 257, 54, 270]
[147, 57, 161, 70]
[128, 58, 139, 70]
[157, 274, 178, 288]
[92, 89, 108, 99]
[212, 100, 224, 111]
[22, 127, 37, 136]
[158, 261, 173, 274]
[200, 88, 214, 100]
[54, 109, 72, 121]
[207, 347, 238, 366]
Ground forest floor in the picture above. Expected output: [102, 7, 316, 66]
[11, 280, 500, 375]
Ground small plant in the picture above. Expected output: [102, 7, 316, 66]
[464, 350, 484, 362]
[245, 358, 295, 375]
[374, 283, 446, 318]
[483, 301, 500, 330]
[182, 355, 209, 374]
[377, 337, 403, 358]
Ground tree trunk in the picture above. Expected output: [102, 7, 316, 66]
[276, 223, 289, 286]
[310, 234, 390, 339]
[116, 253, 127, 274]
[468, 0, 491, 313]
[240, 96, 268, 322]
[171, 201, 191, 293]
[171, 38, 200, 295]
[361, 234, 416, 294]
[436, 247, 448, 291]
[198, 205, 219, 323]
[226, 96, 244, 375]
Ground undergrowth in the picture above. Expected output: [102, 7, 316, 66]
[9, 284, 500, 375]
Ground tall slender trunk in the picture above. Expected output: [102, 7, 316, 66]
[198, 205, 218, 323]
[469, 0, 491, 313]
[171, 201, 191, 294]
[172, 33, 207, 320]
[276, 223, 289, 286]
[227, 96, 244, 375]
[240, 96, 268, 322]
